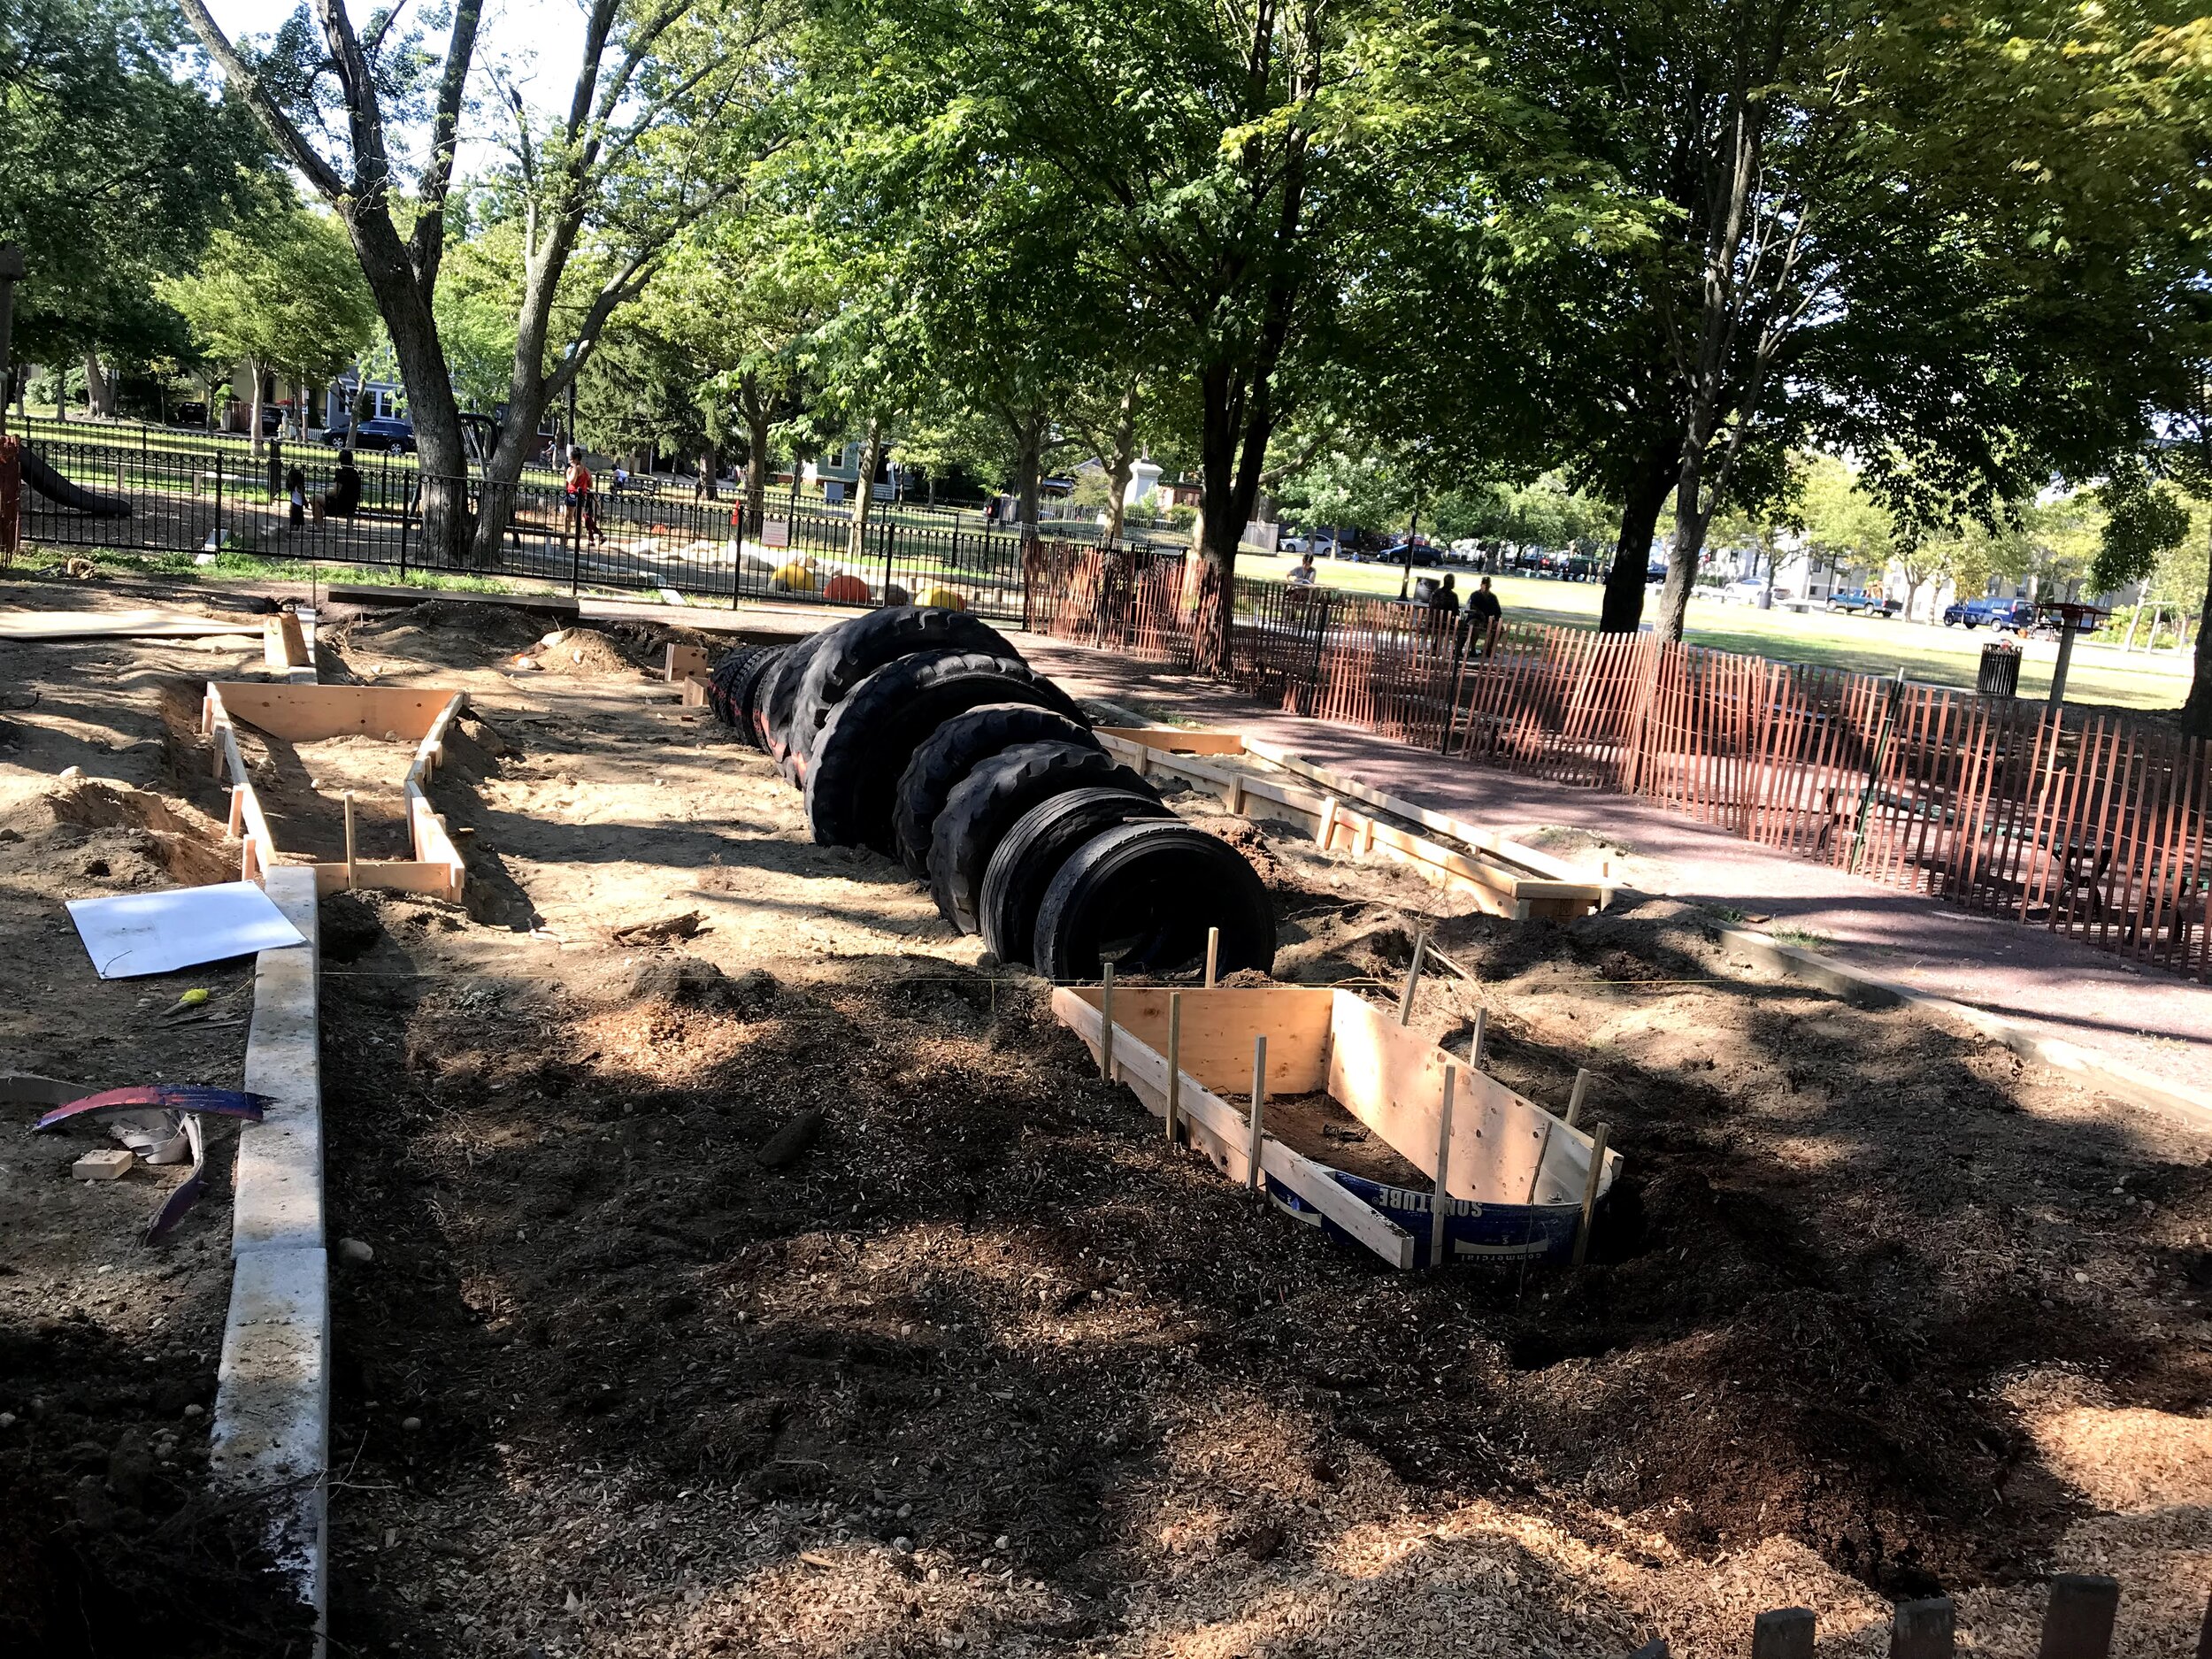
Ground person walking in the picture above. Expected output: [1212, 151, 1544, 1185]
[565, 446, 603, 546]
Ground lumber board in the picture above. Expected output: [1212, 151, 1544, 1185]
[1242, 736, 1609, 892]
[664, 642, 711, 683]
[1326, 989, 1616, 1206]
[306, 860, 459, 897]
[0, 607, 261, 641]
[1096, 730, 1597, 919]
[1094, 726, 1249, 756]
[1052, 987, 1411, 1267]
[211, 681, 461, 743]
[1062, 986, 1331, 1094]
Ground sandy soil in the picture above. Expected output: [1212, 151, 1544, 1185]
[2, 577, 2208, 1659]
[0, 579, 319, 1654]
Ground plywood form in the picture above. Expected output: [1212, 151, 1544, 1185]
[1055, 984, 1620, 1269]
[1055, 985, 1416, 1268]
[204, 681, 470, 902]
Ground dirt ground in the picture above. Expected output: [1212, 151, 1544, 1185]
[3, 575, 2209, 1659]
[0, 579, 320, 1655]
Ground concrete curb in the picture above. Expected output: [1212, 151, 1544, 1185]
[1712, 923, 2212, 1132]
[211, 864, 328, 1644]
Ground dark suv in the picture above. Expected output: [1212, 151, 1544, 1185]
[326, 415, 416, 453]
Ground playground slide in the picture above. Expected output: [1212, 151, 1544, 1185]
[19, 444, 132, 518]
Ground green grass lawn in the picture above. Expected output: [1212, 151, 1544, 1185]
[1240, 549, 2196, 714]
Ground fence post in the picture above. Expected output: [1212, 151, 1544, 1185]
[1889, 1597, 1955, 1659]
[2038, 1574, 2119, 1659]
[212, 463, 223, 553]
[570, 487, 581, 597]
[1752, 1607, 1815, 1659]
[397, 480, 411, 580]
[1848, 665, 1908, 874]
[881, 511, 896, 607]
[1440, 610, 1472, 754]
[731, 496, 743, 610]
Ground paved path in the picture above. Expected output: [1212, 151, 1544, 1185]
[1016, 633, 2212, 1100]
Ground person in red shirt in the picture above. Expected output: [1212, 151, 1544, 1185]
[564, 447, 603, 546]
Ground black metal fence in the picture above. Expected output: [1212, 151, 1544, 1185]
[16, 436, 1054, 623]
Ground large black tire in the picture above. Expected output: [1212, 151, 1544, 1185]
[803, 651, 1089, 854]
[1032, 820, 1275, 980]
[979, 786, 1175, 966]
[706, 644, 776, 727]
[926, 741, 1156, 933]
[730, 646, 788, 751]
[790, 607, 1018, 772]
[890, 703, 1102, 878]
[755, 623, 859, 778]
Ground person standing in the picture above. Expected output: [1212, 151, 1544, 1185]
[286, 465, 306, 527]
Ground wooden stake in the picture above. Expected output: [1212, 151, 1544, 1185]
[2195, 1583, 2211, 1659]
[1397, 930, 1429, 1025]
[1246, 1035, 1266, 1192]
[1317, 795, 1340, 849]
[1203, 927, 1219, 988]
[2038, 1575, 2119, 1659]
[342, 790, 358, 891]
[227, 785, 245, 838]
[1470, 1006, 1488, 1067]
[1100, 962, 1116, 1081]
[1571, 1122, 1608, 1266]
[1890, 1597, 1955, 1659]
[1228, 776, 1246, 816]
[1430, 1065, 1455, 1267]
[1564, 1067, 1590, 1127]
[1753, 1608, 1816, 1659]
[1164, 992, 1183, 1144]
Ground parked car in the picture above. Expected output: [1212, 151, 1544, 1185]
[1373, 539, 1440, 567]
[326, 415, 416, 453]
[1718, 579, 1767, 605]
[1826, 589, 1901, 618]
[1943, 596, 2030, 630]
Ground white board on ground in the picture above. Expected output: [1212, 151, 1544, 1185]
[67, 881, 307, 979]
[0, 608, 263, 641]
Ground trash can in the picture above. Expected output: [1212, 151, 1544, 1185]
[1978, 640, 2022, 698]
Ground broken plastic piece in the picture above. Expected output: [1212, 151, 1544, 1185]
[35, 1086, 271, 1133]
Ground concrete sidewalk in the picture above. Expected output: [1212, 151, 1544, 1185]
[1018, 632, 2212, 1102]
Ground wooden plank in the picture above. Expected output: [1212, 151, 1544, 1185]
[1052, 987, 1416, 1268]
[304, 860, 464, 897]
[664, 642, 710, 683]
[1062, 986, 1331, 1094]
[1325, 989, 1617, 1205]
[1094, 726, 1249, 756]
[211, 681, 463, 743]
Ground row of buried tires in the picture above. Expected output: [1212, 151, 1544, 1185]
[701, 607, 1276, 980]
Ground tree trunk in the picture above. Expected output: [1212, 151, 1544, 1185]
[82, 352, 112, 419]
[1013, 412, 1044, 531]
[337, 207, 471, 561]
[1194, 360, 1277, 673]
[2182, 527, 2212, 737]
[846, 413, 884, 564]
[699, 442, 719, 501]
[1598, 460, 1674, 633]
[741, 373, 771, 536]
[54, 365, 65, 422]
[247, 361, 266, 461]
[1102, 384, 1139, 542]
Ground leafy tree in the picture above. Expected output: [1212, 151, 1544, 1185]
[816, 0, 1408, 667]
[179, 0, 795, 562]
[2094, 462, 2193, 598]
[1386, 0, 2211, 639]
[0, 0, 271, 416]
[163, 210, 377, 457]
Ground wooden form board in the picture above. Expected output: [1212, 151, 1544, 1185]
[203, 681, 470, 902]
[664, 642, 711, 683]
[1094, 728, 1605, 921]
[1061, 985, 1333, 1094]
[1323, 988, 1617, 1207]
[210, 681, 456, 743]
[1054, 987, 1416, 1268]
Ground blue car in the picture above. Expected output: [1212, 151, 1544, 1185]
[1943, 597, 2032, 630]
